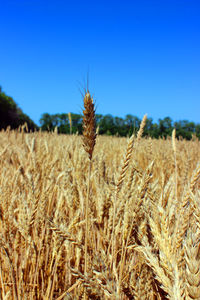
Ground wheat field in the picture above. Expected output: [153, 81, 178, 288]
[0, 121, 200, 299]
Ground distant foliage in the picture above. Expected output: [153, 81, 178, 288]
[1, 85, 199, 139]
[40, 112, 200, 140]
[0, 86, 38, 131]
[40, 112, 82, 134]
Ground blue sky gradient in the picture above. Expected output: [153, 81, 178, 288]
[0, 0, 200, 124]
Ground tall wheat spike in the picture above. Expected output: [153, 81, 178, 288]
[82, 91, 96, 282]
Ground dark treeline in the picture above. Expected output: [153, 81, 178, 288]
[0, 87, 38, 131]
[40, 112, 200, 140]
[1, 86, 199, 139]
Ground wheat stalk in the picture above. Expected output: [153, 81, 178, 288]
[112, 114, 147, 293]
[172, 128, 178, 203]
[82, 91, 96, 285]
[68, 112, 72, 135]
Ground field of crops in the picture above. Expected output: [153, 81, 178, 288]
[0, 120, 200, 299]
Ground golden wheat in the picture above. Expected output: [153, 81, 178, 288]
[0, 123, 200, 299]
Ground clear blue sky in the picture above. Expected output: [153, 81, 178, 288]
[0, 0, 200, 125]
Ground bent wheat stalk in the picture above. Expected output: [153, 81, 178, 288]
[112, 114, 147, 292]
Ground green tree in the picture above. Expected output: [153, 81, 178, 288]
[0, 86, 37, 130]
[96, 114, 103, 126]
[158, 117, 173, 137]
[174, 120, 195, 140]
[40, 113, 54, 131]
[124, 115, 140, 135]
[70, 113, 82, 133]
[59, 113, 70, 133]
[143, 117, 154, 137]
[195, 124, 200, 139]
[114, 116, 126, 136]
[99, 114, 115, 135]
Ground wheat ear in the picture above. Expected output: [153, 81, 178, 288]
[185, 229, 200, 299]
[116, 114, 147, 198]
[82, 91, 96, 161]
[82, 91, 96, 281]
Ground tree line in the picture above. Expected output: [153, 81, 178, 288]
[40, 112, 200, 140]
[0, 86, 199, 139]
